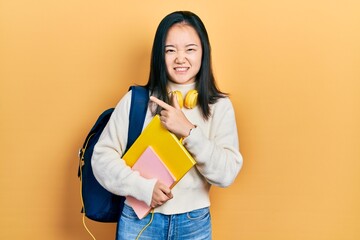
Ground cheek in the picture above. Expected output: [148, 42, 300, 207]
[194, 55, 202, 70]
[194, 52, 202, 66]
[165, 56, 173, 70]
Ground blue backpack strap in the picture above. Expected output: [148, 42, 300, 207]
[126, 86, 149, 151]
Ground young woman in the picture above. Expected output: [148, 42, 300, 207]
[92, 11, 243, 239]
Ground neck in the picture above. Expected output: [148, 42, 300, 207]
[167, 81, 196, 96]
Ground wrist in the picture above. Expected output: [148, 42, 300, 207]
[185, 125, 197, 138]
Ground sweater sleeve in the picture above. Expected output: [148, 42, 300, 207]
[182, 97, 243, 187]
[91, 91, 157, 206]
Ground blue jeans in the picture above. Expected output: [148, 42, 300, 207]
[116, 204, 212, 240]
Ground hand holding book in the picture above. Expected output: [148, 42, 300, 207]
[126, 146, 176, 219]
[151, 181, 173, 208]
[122, 115, 196, 219]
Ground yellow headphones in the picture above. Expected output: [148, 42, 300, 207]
[171, 89, 198, 109]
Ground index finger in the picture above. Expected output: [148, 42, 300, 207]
[150, 96, 173, 110]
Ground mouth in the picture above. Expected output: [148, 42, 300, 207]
[174, 67, 189, 72]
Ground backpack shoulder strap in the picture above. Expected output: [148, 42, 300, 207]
[126, 86, 149, 151]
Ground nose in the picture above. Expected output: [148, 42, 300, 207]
[175, 51, 186, 64]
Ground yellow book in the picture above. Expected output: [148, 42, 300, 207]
[122, 115, 196, 183]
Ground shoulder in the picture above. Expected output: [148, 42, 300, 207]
[212, 96, 235, 112]
[115, 87, 149, 108]
[112, 90, 133, 116]
[208, 96, 236, 121]
[113, 87, 150, 117]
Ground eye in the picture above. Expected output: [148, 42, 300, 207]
[187, 48, 196, 52]
[165, 48, 176, 54]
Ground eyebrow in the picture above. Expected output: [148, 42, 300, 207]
[165, 43, 199, 48]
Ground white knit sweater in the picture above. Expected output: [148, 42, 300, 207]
[92, 82, 243, 215]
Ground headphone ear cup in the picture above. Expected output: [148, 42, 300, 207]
[172, 90, 184, 109]
[184, 90, 198, 109]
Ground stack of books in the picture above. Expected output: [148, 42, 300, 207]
[122, 115, 196, 219]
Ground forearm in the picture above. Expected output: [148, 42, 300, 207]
[182, 98, 243, 187]
[183, 127, 242, 187]
[91, 91, 156, 206]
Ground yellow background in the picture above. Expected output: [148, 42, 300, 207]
[1, 0, 359, 239]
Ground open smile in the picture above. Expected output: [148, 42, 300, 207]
[174, 67, 189, 72]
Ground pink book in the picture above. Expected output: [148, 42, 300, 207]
[126, 146, 176, 219]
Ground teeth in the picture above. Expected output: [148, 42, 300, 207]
[175, 67, 188, 71]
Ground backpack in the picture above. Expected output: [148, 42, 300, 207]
[78, 86, 149, 222]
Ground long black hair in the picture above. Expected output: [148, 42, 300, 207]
[145, 11, 226, 120]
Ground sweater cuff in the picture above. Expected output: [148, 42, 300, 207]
[182, 126, 209, 165]
[129, 174, 157, 207]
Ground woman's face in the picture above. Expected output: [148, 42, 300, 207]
[165, 23, 202, 85]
